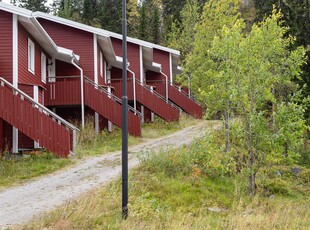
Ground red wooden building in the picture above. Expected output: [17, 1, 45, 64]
[0, 3, 79, 157]
[0, 3, 203, 157]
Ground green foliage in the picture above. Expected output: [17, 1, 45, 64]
[19, 0, 50, 12]
[76, 117, 140, 157]
[24, 133, 309, 229]
[139, 147, 193, 177]
[184, 3, 308, 194]
[166, 0, 201, 62]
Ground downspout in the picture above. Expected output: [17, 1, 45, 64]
[71, 58, 84, 129]
[160, 71, 169, 103]
[127, 68, 136, 114]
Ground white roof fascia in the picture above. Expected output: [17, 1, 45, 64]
[0, 3, 78, 64]
[0, 2, 32, 17]
[33, 11, 180, 56]
[144, 62, 162, 73]
[33, 12, 110, 37]
[57, 46, 79, 60]
[29, 15, 58, 52]
[29, 15, 79, 64]
[115, 56, 123, 63]
[101, 29, 179, 55]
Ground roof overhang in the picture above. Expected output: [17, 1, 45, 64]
[32, 10, 181, 71]
[0, 3, 79, 65]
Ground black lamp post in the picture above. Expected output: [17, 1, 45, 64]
[121, 0, 128, 220]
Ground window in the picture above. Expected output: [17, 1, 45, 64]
[41, 53, 46, 83]
[28, 38, 35, 74]
[100, 50, 103, 78]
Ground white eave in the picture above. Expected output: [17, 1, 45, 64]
[0, 2, 79, 65]
[32, 10, 181, 68]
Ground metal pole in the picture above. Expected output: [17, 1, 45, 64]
[121, 0, 128, 220]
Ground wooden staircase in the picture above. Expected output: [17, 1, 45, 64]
[146, 80, 203, 119]
[111, 78, 180, 122]
[84, 77, 141, 137]
[45, 76, 141, 137]
[0, 77, 78, 157]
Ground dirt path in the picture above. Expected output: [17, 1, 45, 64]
[0, 120, 220, 228]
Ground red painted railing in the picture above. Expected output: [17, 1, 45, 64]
[168, 84, 203, 119]
[0, 77, 78, 157]
[83, 77, 141, 137]
[45, 77, 81, 106]
[135, 79, 179, 122]
[110, 78, 134, 100]
[112, 78, 180, 122]
[146, 79, 203, 119]
[45, 76, 141, 137]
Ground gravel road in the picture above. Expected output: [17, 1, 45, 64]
[0, 120, 220, 228]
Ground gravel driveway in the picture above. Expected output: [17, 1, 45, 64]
[0, 120, 220, 228]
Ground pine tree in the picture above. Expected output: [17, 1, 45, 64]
[150, 4, 161, 44]
[82, 0, 100, 26]
[127, 0, 140, 37]
[19, 0, 50, 12]
[138, 1, 148, 40]
[99, 0, 122, 33]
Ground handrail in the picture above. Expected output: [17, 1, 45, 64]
[135, 78, 182, 111]
[48, 76, 80, 79]
[83, 77, 142, 118]
[146, 79, 201, 106]
[170, 83, 202, 106]
[0, 77, 79, 132]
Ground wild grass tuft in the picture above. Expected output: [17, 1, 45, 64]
[0, 152, 71, 188]
[141, 113, 199, 138]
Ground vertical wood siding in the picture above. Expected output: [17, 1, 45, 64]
[18, 23, 47, 88]
[168, 85, 203, 119]
[153, 49, 170, 79]
[0, 118, 3, 152]
[38, 19, 94, 80]
[56, 60, 79, 76]
[135, 82, 179, 122]
[45, 77, 81, 106]
[18, 84, 34, 148]
[0, 11, 13, 83]
[111, 38, 141, 80]
[0, 83, 73, 157]
[84, 80, 141, 136]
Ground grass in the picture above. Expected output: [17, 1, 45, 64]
[141, 114, 200, 138]
[18, 136, 310, 230]
[0, 114, 199, 188]
[0, 152, 71, 189]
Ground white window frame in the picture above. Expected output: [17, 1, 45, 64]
[100, 50, 103, 78]
[41, 52, 46, 83]
[28, 38, 35, 74]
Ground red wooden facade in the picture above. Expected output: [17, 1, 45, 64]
[45, 77, 141, 136]
[0, 3, 203, 157]
[0, 78, 77, 157]
[0, 11, 13, 83]
[38, 19, 95, 81]
[0, 6, 78, 157]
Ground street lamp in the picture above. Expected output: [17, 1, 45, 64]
[121, 0, 128, 220]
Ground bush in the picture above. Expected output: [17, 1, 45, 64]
[139, 147, 193, 178]
[263, 178, 293, 196]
